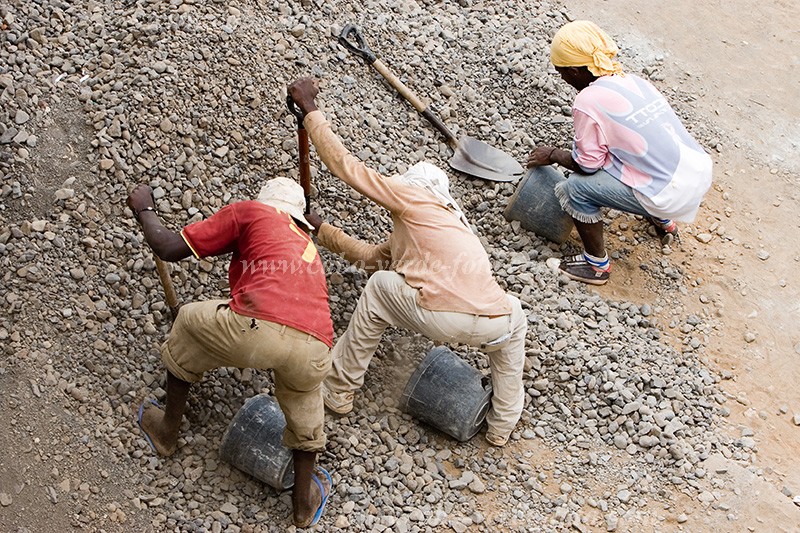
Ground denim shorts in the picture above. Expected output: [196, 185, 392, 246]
[553, 168, 650, 223]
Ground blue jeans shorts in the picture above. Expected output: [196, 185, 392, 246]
[553, 168, 650, 224]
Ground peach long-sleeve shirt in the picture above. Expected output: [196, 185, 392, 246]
[305, 110, 510, 316]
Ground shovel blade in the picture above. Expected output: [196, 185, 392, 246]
[448, 136, 524, 182]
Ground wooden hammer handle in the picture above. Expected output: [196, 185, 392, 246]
[154, 255, 180, 319]
[297, 127, 311, 213]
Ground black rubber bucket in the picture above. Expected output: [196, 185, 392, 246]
[400, 346, 493, 442]
[219, 394, 294, 491]
[503, 165, 574, 244]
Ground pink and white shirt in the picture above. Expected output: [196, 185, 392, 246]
[571, 74, 712, 222]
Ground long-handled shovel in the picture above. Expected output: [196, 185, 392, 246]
[286, 95, 312, 213]
[338, 24, 524, 183]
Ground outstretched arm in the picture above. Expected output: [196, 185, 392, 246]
[318, 223, 392, 273]
[288, 77, 407, 214]
[127, 184, 192, 262]
[305, 211, 391, 273]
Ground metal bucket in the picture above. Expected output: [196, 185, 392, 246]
[219, 393, 294, 490]
[400, 346, 493, 442]
[503, 165, 574, 244]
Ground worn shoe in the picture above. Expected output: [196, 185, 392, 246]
[647, 217, 680, 245]
[322, 385, 354, 415]
[485, 431, 510, 447]
[559, 254, 611, 285]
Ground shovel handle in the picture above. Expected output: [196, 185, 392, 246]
[370, 59, 427, 113]
[372, 59, 458, 147]
[287, 95, 312, 213]
[338, 24, 459, 147]
[338, 24, 377, 65]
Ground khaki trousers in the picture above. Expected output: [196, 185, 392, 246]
[325, 271, 527, 437]
[161, 300, 332, 451]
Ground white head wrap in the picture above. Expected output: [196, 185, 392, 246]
[256, 177, 312, 231]
[393, 162, 471, 231]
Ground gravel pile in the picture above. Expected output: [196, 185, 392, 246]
[1, 0, 739, 531]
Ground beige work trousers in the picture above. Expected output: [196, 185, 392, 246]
[161, 299, 332, 451]
[325, 271, 527, 438]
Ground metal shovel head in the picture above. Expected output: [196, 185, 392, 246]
[449, 136, 524, 182]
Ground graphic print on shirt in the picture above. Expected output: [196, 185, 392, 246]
[288, 222, 318, 263]
[573, 75, 707, 198]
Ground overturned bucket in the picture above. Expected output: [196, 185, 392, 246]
[503, 165, 574, 244]
[400, 346, 492, 442]
[219, 393, 294, 491]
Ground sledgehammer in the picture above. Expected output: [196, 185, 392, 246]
[154, 255, 180, 320]
[286, 95, 311, 213]
[128, 186, 182, 321]
[140, 191, 181, 320]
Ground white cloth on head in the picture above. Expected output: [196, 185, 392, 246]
[256, 177, 312, 230]
[392, 162, 471, 231]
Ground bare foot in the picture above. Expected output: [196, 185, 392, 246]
[138, 402, 178, 456]
[293, 467, 331, 528]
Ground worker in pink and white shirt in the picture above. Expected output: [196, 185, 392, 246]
[527, 21, 712, 285]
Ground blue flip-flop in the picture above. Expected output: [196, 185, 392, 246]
[309, 467, 333, 527]
[137, 399, 162, 452]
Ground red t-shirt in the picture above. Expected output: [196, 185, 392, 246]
[181, 200, 333, 347]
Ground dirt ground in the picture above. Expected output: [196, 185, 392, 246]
[567, 0, 800, 530]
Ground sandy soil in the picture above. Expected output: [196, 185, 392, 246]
[566, 0, 800, 530]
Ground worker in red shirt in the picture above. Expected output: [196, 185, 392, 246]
[127, 178, 333, 528]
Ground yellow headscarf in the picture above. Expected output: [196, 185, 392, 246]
[550, 21, 625, 77]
